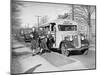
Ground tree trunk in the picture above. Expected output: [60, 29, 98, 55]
[72, 4, 74, 20]
[88, 6, 92, 42]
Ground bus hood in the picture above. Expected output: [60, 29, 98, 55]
[61, 32, 81, 48]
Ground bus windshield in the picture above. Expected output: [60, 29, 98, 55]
[58, 25, 77, 31]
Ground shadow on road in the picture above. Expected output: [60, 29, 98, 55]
[49, 48, 86, 56]
[50, 48, 61, 53]
[24, 64, 42, 74]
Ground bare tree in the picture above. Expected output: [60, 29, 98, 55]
[57, 13, 69, 19]
[40, 16, 49, 24]
[73, 5, 96, 40]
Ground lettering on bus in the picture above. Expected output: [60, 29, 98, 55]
[63, 21, 72, 25]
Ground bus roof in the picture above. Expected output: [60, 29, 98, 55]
[39, 19, 78, 27]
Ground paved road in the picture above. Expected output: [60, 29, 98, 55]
[41, 50, 95, 69]
[11, 39, 96, 74]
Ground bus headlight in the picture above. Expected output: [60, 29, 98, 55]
[81, 36, 85, 40]
[70, 36, 73, 41]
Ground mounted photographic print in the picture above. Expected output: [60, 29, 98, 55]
[11, 0, 96, 74]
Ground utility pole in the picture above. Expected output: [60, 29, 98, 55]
[72, 4, 74, 20]
[36, 16, 41, 30]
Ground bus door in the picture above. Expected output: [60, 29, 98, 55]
[49, 23, 56, 47]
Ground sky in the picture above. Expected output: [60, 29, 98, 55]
[16, 1, 95, 28]
[18, 2, 71, 28]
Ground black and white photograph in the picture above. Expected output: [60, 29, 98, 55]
[11, 0, 96, 74]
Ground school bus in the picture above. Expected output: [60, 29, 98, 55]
[39, 19, 89, 56]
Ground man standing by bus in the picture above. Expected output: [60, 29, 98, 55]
[38, 27, 50, 54]
[31, 27, 40, 56]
